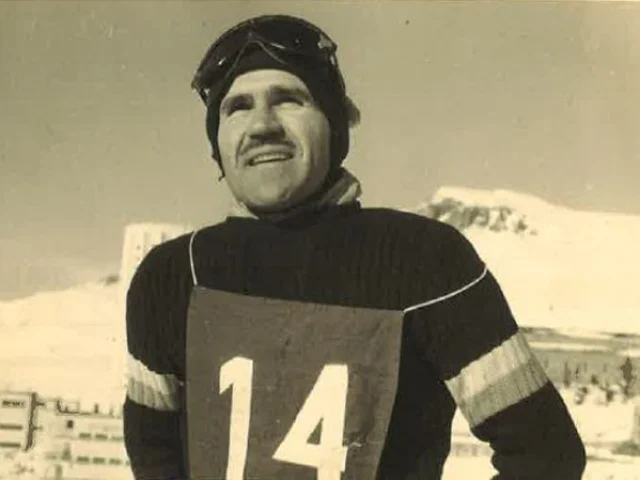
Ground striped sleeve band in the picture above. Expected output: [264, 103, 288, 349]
[126, 353, 182, 411]
[445, 331, 548, 428]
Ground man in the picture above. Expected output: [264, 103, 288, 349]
[124, 14, 586, 480]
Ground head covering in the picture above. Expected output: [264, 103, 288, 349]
[204, 44, 350, 171]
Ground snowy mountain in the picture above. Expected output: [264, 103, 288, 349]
[0, 275, 127, 406]
[0, 222, 190, 405]
[409, 187, 640, 336]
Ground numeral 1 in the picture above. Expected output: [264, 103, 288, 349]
[219, 356, 254, 480]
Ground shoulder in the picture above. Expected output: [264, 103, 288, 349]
[357, 207, 480, 264]
[132, 222, 229, 276]
[132, 232, 192, 281]
[356, 207, 460, 234]
[355, 208, 485, 306]
[130, 221, 236, 289]
[127, 227, 205, 304]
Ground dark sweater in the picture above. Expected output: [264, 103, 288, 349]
[123, 204, 585, 479]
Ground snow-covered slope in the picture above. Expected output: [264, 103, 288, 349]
[409, 187, 640, 335]
[0, 222, 191, 404]
[0, 276, 127, 406]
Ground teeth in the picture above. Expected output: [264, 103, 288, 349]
[251, 153, 291, 164]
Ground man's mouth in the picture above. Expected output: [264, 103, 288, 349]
[245, 146, 294, 166]
[249, 153, 293, 165]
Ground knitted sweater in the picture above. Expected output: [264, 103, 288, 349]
[123, 204, 585, 479]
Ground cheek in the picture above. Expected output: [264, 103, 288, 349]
[294, 113, 331, 159]
[217, 118, 244, 157]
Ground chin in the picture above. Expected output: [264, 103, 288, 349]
[242, 178, 324, 214]
[246, 188, 302, 212]
[250, 199, 294, 213]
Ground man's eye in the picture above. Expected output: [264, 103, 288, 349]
[276, 95, 303, 106]
[224, 99, 250, 115]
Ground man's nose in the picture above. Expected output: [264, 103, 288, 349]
[246, 105, 284, 138]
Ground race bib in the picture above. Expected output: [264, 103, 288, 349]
[186, 287, 404, 480]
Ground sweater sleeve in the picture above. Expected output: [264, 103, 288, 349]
[123, 243, 190, 480]
[405, 225, 586, 479]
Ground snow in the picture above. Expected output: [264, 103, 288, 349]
[419, 186, 640, 336]
[441, 455, 640, 480]
[528, 341, 610, 352]
[448, 391, 640, 479]
[619, 349, 640, 359]
[0, 280, 127, 405]
[0, 222, 191, 405]
[433, 186, 561, 217]
[554, 328, 617, 341]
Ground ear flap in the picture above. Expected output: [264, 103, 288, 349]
[346, 96, 361, 128]
[210, 152, 225, 180]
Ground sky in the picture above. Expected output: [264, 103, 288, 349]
[1, 0, 639, 300]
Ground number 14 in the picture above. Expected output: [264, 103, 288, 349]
[220, 357, 349, 480]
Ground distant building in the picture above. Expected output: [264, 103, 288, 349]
[119, 222, 192, 297]
[1, 390, 133, 480]
[39, 403, 132, 480]
[0, 390, 37, 452]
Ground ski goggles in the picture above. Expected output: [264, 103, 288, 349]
[191, 15, 345, 105]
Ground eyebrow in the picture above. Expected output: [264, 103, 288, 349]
[269, 86, 313, 102]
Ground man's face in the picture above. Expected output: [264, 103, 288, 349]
[217, 69, 332, 213]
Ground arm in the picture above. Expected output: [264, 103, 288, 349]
[123, 247, 188, 480]
[406, 229, 586, 479]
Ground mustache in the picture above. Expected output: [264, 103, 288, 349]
[239, 138, 296, 157]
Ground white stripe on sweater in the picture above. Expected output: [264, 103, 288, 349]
[445, 331, 548, 427]
[403, 265, 488, 313]
[126, 353, 182, 411]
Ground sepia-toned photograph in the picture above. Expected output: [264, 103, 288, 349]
[1, 1, 639, 478]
